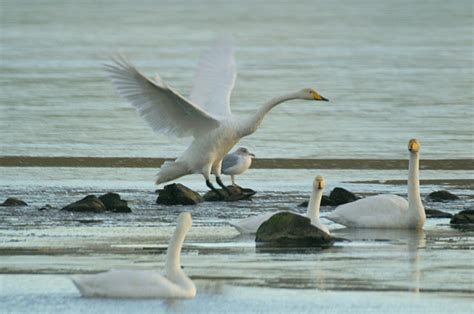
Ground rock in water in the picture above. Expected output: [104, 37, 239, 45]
[61, 195, 106, 213]
[298, 195, 336, 207]
[0, 197, 28, 206]
[255, 212, 333, 247]
[329, 187, 359, 205]
[450, 210, 474, 228]
[425, 209, 453, 218]
[156, 183, 202, 205]
[203, 185, 256, 202]
[99, 193, 131, 213]
[427, 190, 460, 202]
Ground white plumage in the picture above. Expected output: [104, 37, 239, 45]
[105, 39, 328, 194]
[230, 175, 330, 234]
[70, 212, 196, 299]
[325, 139, 426, 229]
[221, 147, 255, 186]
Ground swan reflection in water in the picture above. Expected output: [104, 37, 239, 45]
[333, 228, 426, 293]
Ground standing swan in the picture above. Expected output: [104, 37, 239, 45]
[71, 212, 196, 298]
[325, 139, 426, 229]
[105, 39, 328, 197]
[231, 176, 329, 234]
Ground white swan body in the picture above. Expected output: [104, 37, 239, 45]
[71, 212, 196, 299]
[325, 139, 426, 229]
[221, 147, 255, 186]
[105, 39, 328, 192]
[231, 176, 330, 234]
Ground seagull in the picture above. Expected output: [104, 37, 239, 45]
[221, 147, 255, 186]
[105, 39, 328, 198]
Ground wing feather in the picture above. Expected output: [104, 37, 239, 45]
[105, 55, 221, 138]
[190, 38, 236, 118]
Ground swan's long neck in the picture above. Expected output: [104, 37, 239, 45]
[239, 92, 300, 137]
[165, 221, 189, 277]
[307, 188, 323, 224]
[407, 151, 425, 227]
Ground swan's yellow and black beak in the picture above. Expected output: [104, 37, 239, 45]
[311, 90, 329, 101]
[408, 139, 420, 153]
[315, 175, 325, 189]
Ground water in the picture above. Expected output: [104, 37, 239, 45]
[1, 0, 473, 159]
[1, 1, 473, 313]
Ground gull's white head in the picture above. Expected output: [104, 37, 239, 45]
[313, 175, 325, 190]
[299, 88, 329, 101]
[236, 147, 256, 158]
[408, 138, 421, 153]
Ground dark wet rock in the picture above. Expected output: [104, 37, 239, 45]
[255, 212, 333, 247]
[427, 190, 460, 202]
[329, 187, 359, 205]
[298, 195, 337, 208]
[425, 209, 453, 218]
[1, 197, 28, 207]
[99, 193, 131, 213]
[450, 210, 474, 227]
[203, 186, 256, 202]
[61, 195, 106, 213]
[38, 204, 53, 211]
[156, 183, 202, 205]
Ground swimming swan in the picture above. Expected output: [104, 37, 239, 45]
[231, 175, 329, 234]
[70, 212, 196, 298]
[105, 39, 328, 197]
[325, 139, 425, 229]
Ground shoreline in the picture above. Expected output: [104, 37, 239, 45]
[1, 156, 473, 170]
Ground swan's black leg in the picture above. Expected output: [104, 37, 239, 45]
[206, 179, 226, 198]
[216, 176, 232, 194]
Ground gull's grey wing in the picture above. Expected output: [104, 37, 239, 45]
[222, 153, 241, 172]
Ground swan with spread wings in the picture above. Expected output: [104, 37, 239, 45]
[105, 39, 328, 198]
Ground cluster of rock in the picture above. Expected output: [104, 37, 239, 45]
[61, 193, 131, 213]
[0, 193, 131, 213]
[156, 183, 256, 205]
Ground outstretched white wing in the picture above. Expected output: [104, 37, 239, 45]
[105, 56, 221, 138]
[190, 38, 236, 118]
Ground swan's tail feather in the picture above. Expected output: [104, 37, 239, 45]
[156, 161, 192, 185]
[70, 275, 89, 297]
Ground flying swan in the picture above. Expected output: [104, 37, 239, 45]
[325, 139, 426, 229]
[230, 175, 330, 234]
[105, 39, 328, 198]
[221, 147, 255, 186]
[70, 212, 196, 298]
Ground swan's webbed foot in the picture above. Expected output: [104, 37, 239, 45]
[206, 179, 226, 199]
[216, 176, 233, 195]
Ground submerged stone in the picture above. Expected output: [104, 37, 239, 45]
[61, 195, 106, 213]
[450, 210, 474, 228]
[427, 190, 460, 202]
[99, 192, 131, 213]
[298, 195, 336, 207]
[255, 212, 333, 247]
[425, 209, 453, 218]
[0, 197, 28, 207]
[203, 185, 256, 202]
[329, 187, 359, 205]
[156, 183, 202, 205]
